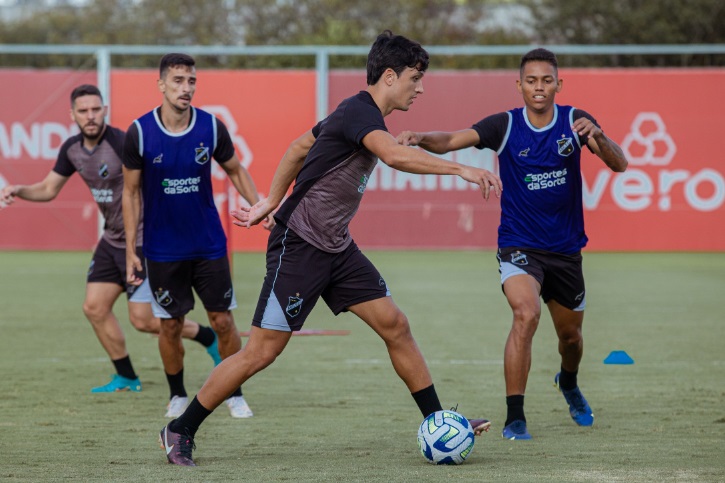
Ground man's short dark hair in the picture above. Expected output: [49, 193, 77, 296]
[520, 48, 558, 77]
[159, 53, 196, 78]
[70, 84, 102, 107]
[366, 30, 429, 86]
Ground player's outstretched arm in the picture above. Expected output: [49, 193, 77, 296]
[121, 166, 143, 286]
[0, 171, 69, 208]
[573, 118, 628, 172]
[396, 128, 480, 155]
[231, 129, 316, 228]
[365, 130, 502, 200]
[219, 154, 274, 230]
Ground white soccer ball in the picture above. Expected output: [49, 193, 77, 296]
[417, 410, 475, 465]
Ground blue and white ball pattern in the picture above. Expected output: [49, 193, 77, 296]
[417, 410, 475, 465]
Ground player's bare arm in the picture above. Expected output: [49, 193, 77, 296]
[231, 129, 315, 228]
[396, 128, 480, 155]
[219, 154, 275, 230]
[0, 171, 69, 208]
[121, 166, 143, 286]
[365, 129, 502, 200]
[573, 118, 628, 172]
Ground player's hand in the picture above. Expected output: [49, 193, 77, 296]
[261, 213, 276, 231]
[396, 131, 422, 146]
[572, 118, 603, 143]
[460, 166, 502, 201]
[0, 185, 18, 208]
[125, 252, 144, 286]
[231, 199, 273, 228]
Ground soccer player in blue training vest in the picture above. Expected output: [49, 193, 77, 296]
[397, 48, 628, 440]
[158, 30, 500, 467]
[122, 54, 273, 420]
[0, 84, 221, 394]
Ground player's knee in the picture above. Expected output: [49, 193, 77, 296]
[382, 310, 413, 342]
[128, 312, 157, 333]
[82, 300, 108, 323]
[511, 307, 540, 337]
[558, 328, 582, 347]
[208, 312, 237, 336]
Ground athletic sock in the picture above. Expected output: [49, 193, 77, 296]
[112, 356, 138, 380]
[166, 369, 187, 399]
[168, 396, 212, 438]
[558, 366, 578, 391]
[229, 387, 243, 398]
[193, 325, 216, 348]
[505, 395, 525, 427]
[411, 384, 443, 418]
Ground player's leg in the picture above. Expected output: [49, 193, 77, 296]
[497, 248, 546, 440]
[193, 255, 249, 416]
[499, 274, 541, 439]
[160, 326, 291, 466]
[348, 297, 432, 393]
[84, 240, 142, 393]
[146, 259, 196, 416]
[84, 281, 142, 392]
[545, 251, 592, 426]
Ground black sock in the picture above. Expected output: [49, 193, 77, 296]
[193, 325, 216, 348]
[229, 387, 242, 398]
[112, 356, 137, 380]
[411, 384, 443, 418]
[169, 396, 212, 438]
[558, 366, 578, 391]
[166, 369, 187, 399]
[505, 395, 525, 426]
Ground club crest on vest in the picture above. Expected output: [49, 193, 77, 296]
[195, 146, 210, 165]
[557, 136, 574, 157]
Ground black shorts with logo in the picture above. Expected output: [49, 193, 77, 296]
[87, 238, 149, 301]
[252, 225, 390, 332]
[145, 255, 237, 319]
[497, 247, 586, 311]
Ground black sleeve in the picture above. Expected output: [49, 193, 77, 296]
[344, 101, 387, 146]
[52, 136, 80, 177]
[311, 120, 323, 138]
[471, 112, 509, 151]
[213, 119, 236, 163]
[122, 122, 144, 170]
[573, 109, 600, 153]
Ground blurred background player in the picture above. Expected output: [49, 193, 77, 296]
[122, 54, 273, 419]
[0, 84, 221, 393]
[158, 31, 499, 467]
[397, 48, 628, 440]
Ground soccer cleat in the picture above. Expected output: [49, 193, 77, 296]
[502, 420, 532, 440]
[206, 333, 222, 366]
[226, 396, 253, 418]
[90, 374, 142, 393]
[165, 396, 189, 418]
[467, 418, 492, 436]
[554, 373, 594, 426]
[159, 424, 196, 466]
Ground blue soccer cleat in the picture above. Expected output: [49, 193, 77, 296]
[206, 333, 222, 366]
[91, 374, 142, 393]
[554, 372, 594, 426]
[501, 420, 532, 440]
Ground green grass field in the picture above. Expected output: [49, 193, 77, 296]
[1, 250, 724, 482]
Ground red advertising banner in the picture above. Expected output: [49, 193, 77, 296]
[1, 68, 723, 252]
[0, 70, 98, 250]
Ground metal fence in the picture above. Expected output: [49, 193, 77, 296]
[2, 43, 725, 121]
